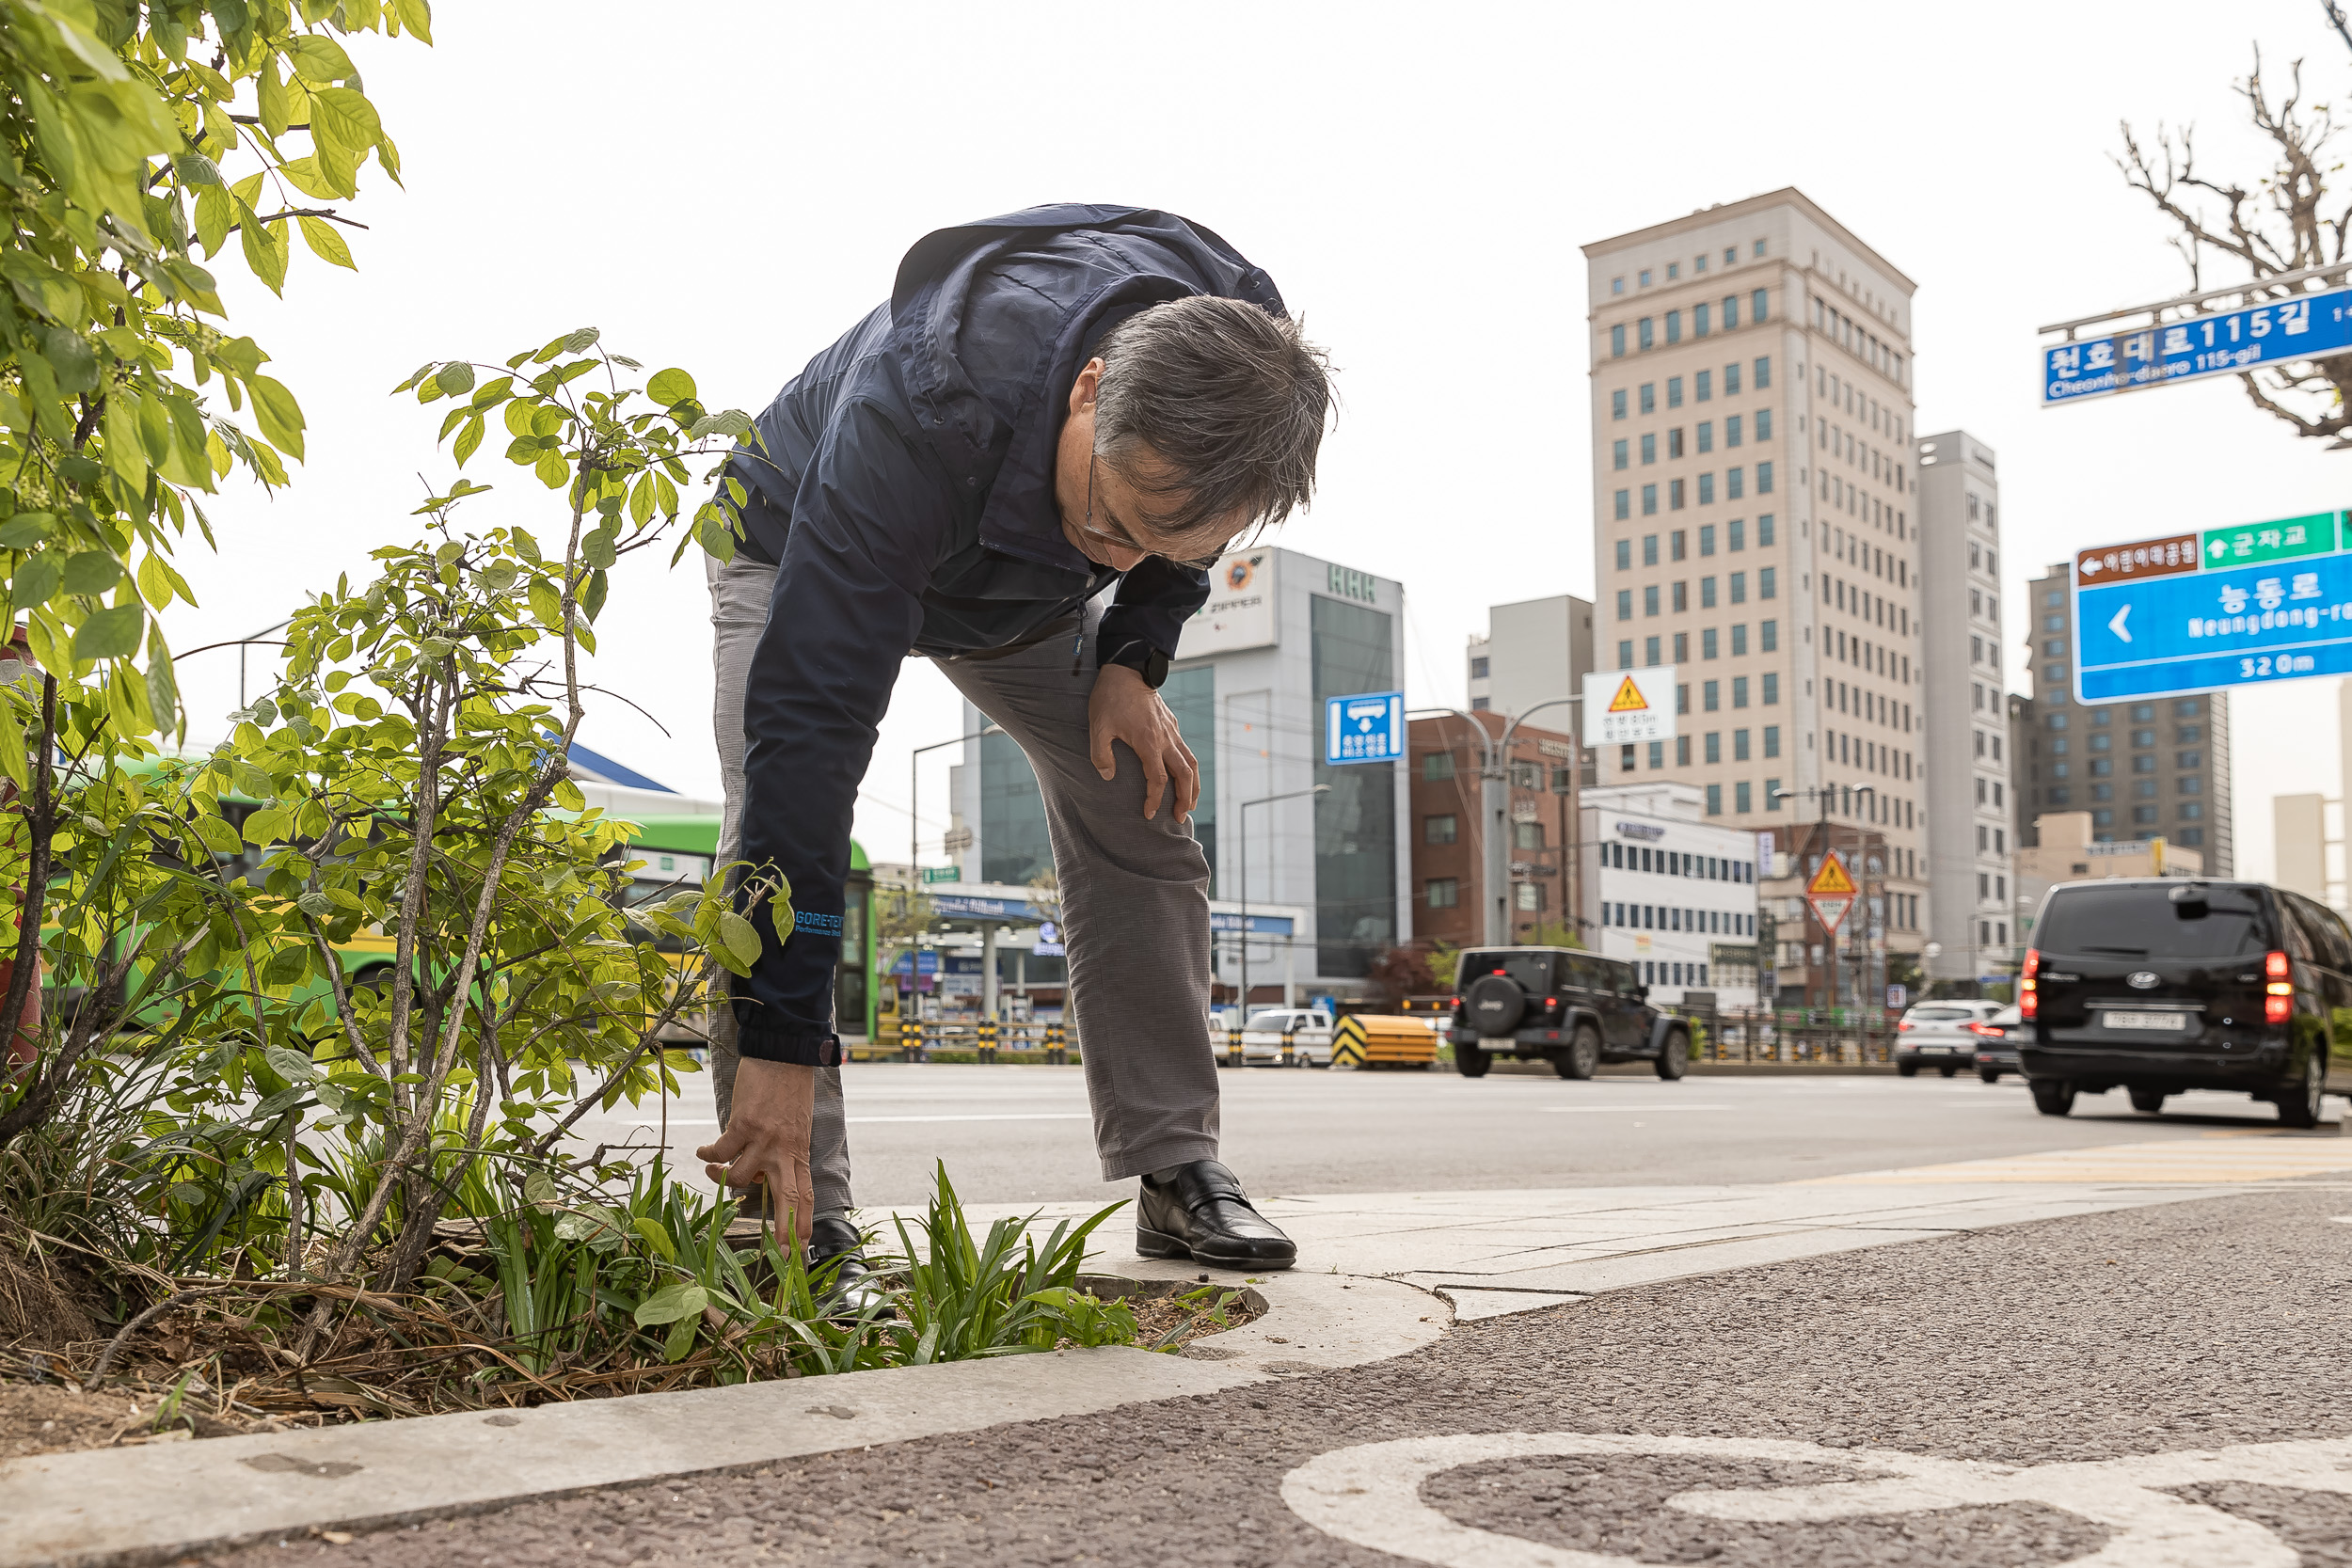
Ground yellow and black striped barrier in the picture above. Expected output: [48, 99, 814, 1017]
[1331, 1014, 1439, 1071]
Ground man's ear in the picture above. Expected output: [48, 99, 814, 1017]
[1067, 357, 1104, 416]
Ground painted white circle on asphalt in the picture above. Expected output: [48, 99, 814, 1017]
[1281, 1430, 2352, 1567]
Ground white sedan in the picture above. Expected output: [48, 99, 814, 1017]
[1896, 1000, 2004, 1077]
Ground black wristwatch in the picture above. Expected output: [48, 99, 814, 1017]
[1104, 640, 1171, 689]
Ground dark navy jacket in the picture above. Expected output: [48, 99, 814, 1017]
[729, 205, 1287, 1066]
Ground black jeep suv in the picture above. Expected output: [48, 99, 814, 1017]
[1448, 946, 1690, 1081]
[2020, 878, 2348, 1126]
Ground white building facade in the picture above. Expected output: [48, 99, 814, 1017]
[1914, 429, 2016, 987]
[1576, 782, 1763, 1006]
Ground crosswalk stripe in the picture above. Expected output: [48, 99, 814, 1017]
[1804, 1130, 2352, 1185]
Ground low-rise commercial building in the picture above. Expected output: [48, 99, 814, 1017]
[1408, 713, 1581, 949]
[1576, 781, 1763, 1006]
[2013, 810, 2204, 950]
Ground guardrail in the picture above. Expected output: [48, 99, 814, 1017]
[878, 1020, 1073, 1065]
[1674, 1006, 1898, 1066]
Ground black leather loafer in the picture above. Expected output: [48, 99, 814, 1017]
[1136, 1160, 1296, 1270]
[807, 1215, 888, 1316]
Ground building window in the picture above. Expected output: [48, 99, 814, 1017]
[1613, 489, 1629, 520]
[1758, 619, 1776, 653]
[1725, 361, 1742, 395]
[1762, 673, 1779, 705]
[1640, 433, 1657, 466]
[1694, 301, 1711, 337]
[1706, 783, 1723, 815]
[1612, 388, 1628, 420]
[1696, 369, 1713, 401]
[1639, 317, 1655, 351]
[1648, 740, 1664, 769]
[1724, 413, 1742, 450]
[1704, 680, 1721, 712]
[1700, 576, 1718, 610]
[1699, 523, 1717, 556]
[2177, 751, 2202, 769]
[1735, 780, 1752, 813]
[1424, 814, 1458, 844]
[2177, 776, 2203, 795]
[1645, 636, 1661, 665]
[1726, 467, 1745, 500]
[1759, 566, 1777, 599]
[1731, 675, 1750, 708]
[1615, 539, 1631, 571]
[1757, 514, 1774, 546]
[1469, 657, 1489, 679]
[1733, 728, 1751, 761]
[1470, 696, 1488, 711]
[1677, 735, 1692, 766]
[1426, 878, 1459, 909]
[1644, 585, 1660, 617]
[1703, 626, 1719, 660]
[1756, 408, 1773, 441]
[2180, 801, 2205, 819]
[1757, 461, 1774, 494]
[2133, 805, 2157, 825]
[1764, 777, 1781, 810]
[1613, 438, 1629, 470]
[1729, 623, 1747, 657]
[1673, 631, 1689, 661]
[1642, 484, 1658, 515]
[1754, 356, 1772, 388]
[1668, 376, 1684, 408]
[1698, 472, 1716, 505]
[1643, 533, 1660, 566]
[1696, 420, 1714, 455]
[1615, 589, 1631, 621]
[1422, 752, 1454, 781]
[1512, 819, 1545, 849]
[1666, 309, 1682, 344]
[1670, 479, 1686, 510]
[1729, 571, 1747, 604]
[1514, 881, 1543, 912]
[1610, 325, 1626, 358]
[1617, 639, 1633, 667]
[1728, 518, 1746, 551]
[1763, 725, 1781, 758]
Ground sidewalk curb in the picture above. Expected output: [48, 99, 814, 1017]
[0, 1269, 1442, 1568]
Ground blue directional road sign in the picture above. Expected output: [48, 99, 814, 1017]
[1323, 689, 1405, 767]
[2042, 287, 2352, 406]
[2074, 516, 2352, 703]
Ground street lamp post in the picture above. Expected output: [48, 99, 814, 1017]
[908, 725, 1003, 884]
[1238, 784, 1327, 1015]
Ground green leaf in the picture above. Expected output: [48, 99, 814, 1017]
[191, 815, 243, 855]
[257, 58, 291, 137]
[264, 1045, 317, 1085]
[61, 552, 121, 596]
[581, 524, 618, 570]
[246, 375, 306, 461]
[295, 214, 356, 269]
[582, 567, 608, 622]
[0, 711, 27, 792]
[192, 183, 231, 255]
[630, 1218, 679, 1265]
[526, 576, 563, 627]
[433, 360, 475, 397]
[523, 1171, 560, 1207]
[146, 625, 180, 738]
[662, 1314, 698, 1363]
[287, 36, 358, 86]
[72, 603, 144, 661]
[262, 945, 310, 987]
[717, 910, 762, 970]
[453, 415, 484, 467]
[38, 326, 97, 394]
[647, 368, 696, 408]
[238, 205, 289, 295]
[394, 0, 436, 42]
[633, 1281, 706, 1328]
[0, 514, 52, 550]
[534, 449, 569, 489]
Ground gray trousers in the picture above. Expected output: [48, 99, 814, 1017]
[707, 550, 1220, 1190]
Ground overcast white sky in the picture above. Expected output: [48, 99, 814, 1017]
[157, 0, 2352, 882]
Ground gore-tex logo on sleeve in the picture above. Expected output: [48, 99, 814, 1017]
[793, 911, 843, 935]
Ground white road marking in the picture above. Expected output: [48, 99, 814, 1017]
[847, 1112, 1091, 1124]
[1804, 1131, 2352, 1185]
[1541, 1104, 1734, 1115]
[1283, 1430, 2352, 1566]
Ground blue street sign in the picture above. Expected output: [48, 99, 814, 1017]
[2074, 520, 2352, 702]
[2032, 288, 2352, 408]
[2042, 287, 2352, 405]
[1323, 689, 1405, 767]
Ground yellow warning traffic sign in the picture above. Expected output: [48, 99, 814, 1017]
[1806, 853, 1856, 896]
[1606, 674, 1650, 714]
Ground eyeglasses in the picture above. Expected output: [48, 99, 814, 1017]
[1073, 453, 1233, 569]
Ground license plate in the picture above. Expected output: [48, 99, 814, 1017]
[2104, 1010, 2190, 1032]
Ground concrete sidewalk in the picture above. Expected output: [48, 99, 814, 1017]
[8, 1126, 2351, 1567]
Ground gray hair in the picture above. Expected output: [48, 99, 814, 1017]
[1092, 295, 1332, 539]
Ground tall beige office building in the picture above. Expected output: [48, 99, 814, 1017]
[1582, 189, 1925, 1007]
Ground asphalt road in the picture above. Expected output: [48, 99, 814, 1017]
[210, 1183, 2352, 1567]
[573, 1059, 2345, 1208]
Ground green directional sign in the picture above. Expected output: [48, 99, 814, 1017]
[920, 865, 961, 884]
[2201, 510, 2339, 571]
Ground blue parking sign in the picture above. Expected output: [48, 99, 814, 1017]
[1324, 689, 1404, 767]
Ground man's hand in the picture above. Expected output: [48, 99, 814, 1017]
[1089, 662, 1199, 820]
[695, 1058, 816, 1244]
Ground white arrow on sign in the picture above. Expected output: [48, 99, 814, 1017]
[2080, 557, 2103, 576]
[2108, 603, 2132, 642]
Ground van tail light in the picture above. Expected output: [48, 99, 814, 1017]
[2020, 948, 2040, 1020]
[1545, 996, 1558, 1009]
[2265, 949, 2291, 980]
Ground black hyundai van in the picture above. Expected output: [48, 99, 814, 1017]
[2018, 879, 2347, 1126]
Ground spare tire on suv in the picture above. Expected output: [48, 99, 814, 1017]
[1463, 974, 1527, 1037]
